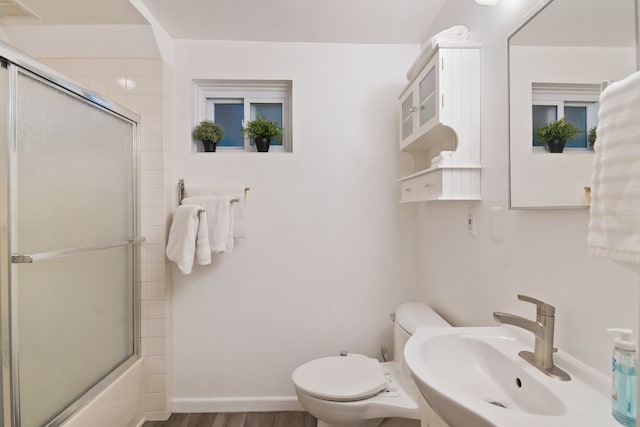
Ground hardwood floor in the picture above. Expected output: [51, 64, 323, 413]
[143, 412, 316, 427]
[142, 412, 420, 427]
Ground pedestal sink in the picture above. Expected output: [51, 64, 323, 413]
[404, 326, 619, 427]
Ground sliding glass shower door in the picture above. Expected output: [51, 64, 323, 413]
[0, 58, 8, 427]
[0, 58, 140, 427]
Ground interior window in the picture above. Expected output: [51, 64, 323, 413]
[564, 106, 587, 148]
[531, 82, 600, 150]
[213, 100, 244, 147]
[532, 105, 558, 146]
[194, 79, 292, 153]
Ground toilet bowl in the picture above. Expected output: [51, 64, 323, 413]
[291, 303, 450, 427]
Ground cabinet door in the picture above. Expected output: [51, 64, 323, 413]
[399, 53, 441, 149]
[400, 89, 416, 142]
[423, 403, 443, 427]
[415, 54, 440, 138]
[419, 64, 437, 127]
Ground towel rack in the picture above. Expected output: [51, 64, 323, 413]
[12, 236, 146, 264]
[178, 179, 249, 206]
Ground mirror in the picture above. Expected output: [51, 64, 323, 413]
[508, 0, 637, 208]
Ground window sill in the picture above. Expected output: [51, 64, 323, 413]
[531, 146, 594, 154]
[194, 146, 290, 154]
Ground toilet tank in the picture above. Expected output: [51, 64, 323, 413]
[393, 302, 450, 367]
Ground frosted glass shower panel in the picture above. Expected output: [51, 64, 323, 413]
[17, 246, 134, 427]
[14, 70, 137, 427]
[16, 71, 135, 254]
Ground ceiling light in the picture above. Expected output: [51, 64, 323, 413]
[475, 0, 500, 5]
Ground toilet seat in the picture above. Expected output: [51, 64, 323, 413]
[292, 356, 388, 402]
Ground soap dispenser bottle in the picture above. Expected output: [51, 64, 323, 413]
[607, 328, 637, 427]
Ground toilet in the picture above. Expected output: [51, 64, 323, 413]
[291, 302, 450, 427]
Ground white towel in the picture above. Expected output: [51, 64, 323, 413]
[185, 186, 247, 238]
[183, 196, 235, 254]
[166, 205, 211, 274]
[406, 25, 472, 81]
[194, 210, 211, 266]
[588, 70, 640, 270]
[430, 150, 455, 167]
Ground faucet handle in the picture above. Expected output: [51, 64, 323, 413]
[517, 294, 555, 316]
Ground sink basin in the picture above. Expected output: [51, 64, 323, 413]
[404, 326, 619, 427]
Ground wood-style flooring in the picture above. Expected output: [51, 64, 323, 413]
[142, 412, 420, 427]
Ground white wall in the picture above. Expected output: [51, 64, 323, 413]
[169, 40, 421, 410]
[417, 0, 638, 376]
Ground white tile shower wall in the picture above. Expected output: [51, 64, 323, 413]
[40, 57, 170, 421]
[161, 61, 174, 423]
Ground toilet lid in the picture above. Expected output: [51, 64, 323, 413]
[292, 356, 388, 402]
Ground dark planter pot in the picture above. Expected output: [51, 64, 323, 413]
[255, 137, 271, 152]
[547, 138, 567, 153]
[202, 141, 217, 152]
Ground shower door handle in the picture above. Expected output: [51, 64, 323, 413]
[11, 236, 146, 264]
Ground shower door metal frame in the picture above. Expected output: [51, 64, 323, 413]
[0, 41, 143, 427]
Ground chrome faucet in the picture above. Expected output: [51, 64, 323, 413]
[493, 294, 570, 381]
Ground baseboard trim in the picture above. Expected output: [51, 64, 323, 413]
[171, 396, 304, 413]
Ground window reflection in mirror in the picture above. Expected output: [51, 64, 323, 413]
[508, 0, 637, 208]
[531, 82, 600, 149]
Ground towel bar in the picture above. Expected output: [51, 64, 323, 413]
[178, 179, 249, 206]
[11, 236, 146, 264]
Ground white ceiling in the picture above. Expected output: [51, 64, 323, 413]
[1, 0, 447, 44]
[0, 0, 148, 25]
[137, 0, 446, 43]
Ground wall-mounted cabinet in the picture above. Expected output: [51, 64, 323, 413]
[398, 43, 481, 202]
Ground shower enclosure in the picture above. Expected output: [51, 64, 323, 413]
[0, 43, 141, 426]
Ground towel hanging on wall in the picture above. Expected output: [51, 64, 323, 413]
[183, 195, 235, 254]
[588, 70, 640, 271]
[166, 205, 211, 274]
[183, 185, 248, 239]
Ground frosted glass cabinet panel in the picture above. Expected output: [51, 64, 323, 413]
[419, 67, 436, 127]
[398, 57, 439, 149]
[401, 93, 415, 141]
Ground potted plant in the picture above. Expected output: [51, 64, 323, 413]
[587, 126, 597, 149]
[535, 118, 581, 153]
[242, 114, 283, 152]
[193, 120, 224, 152]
